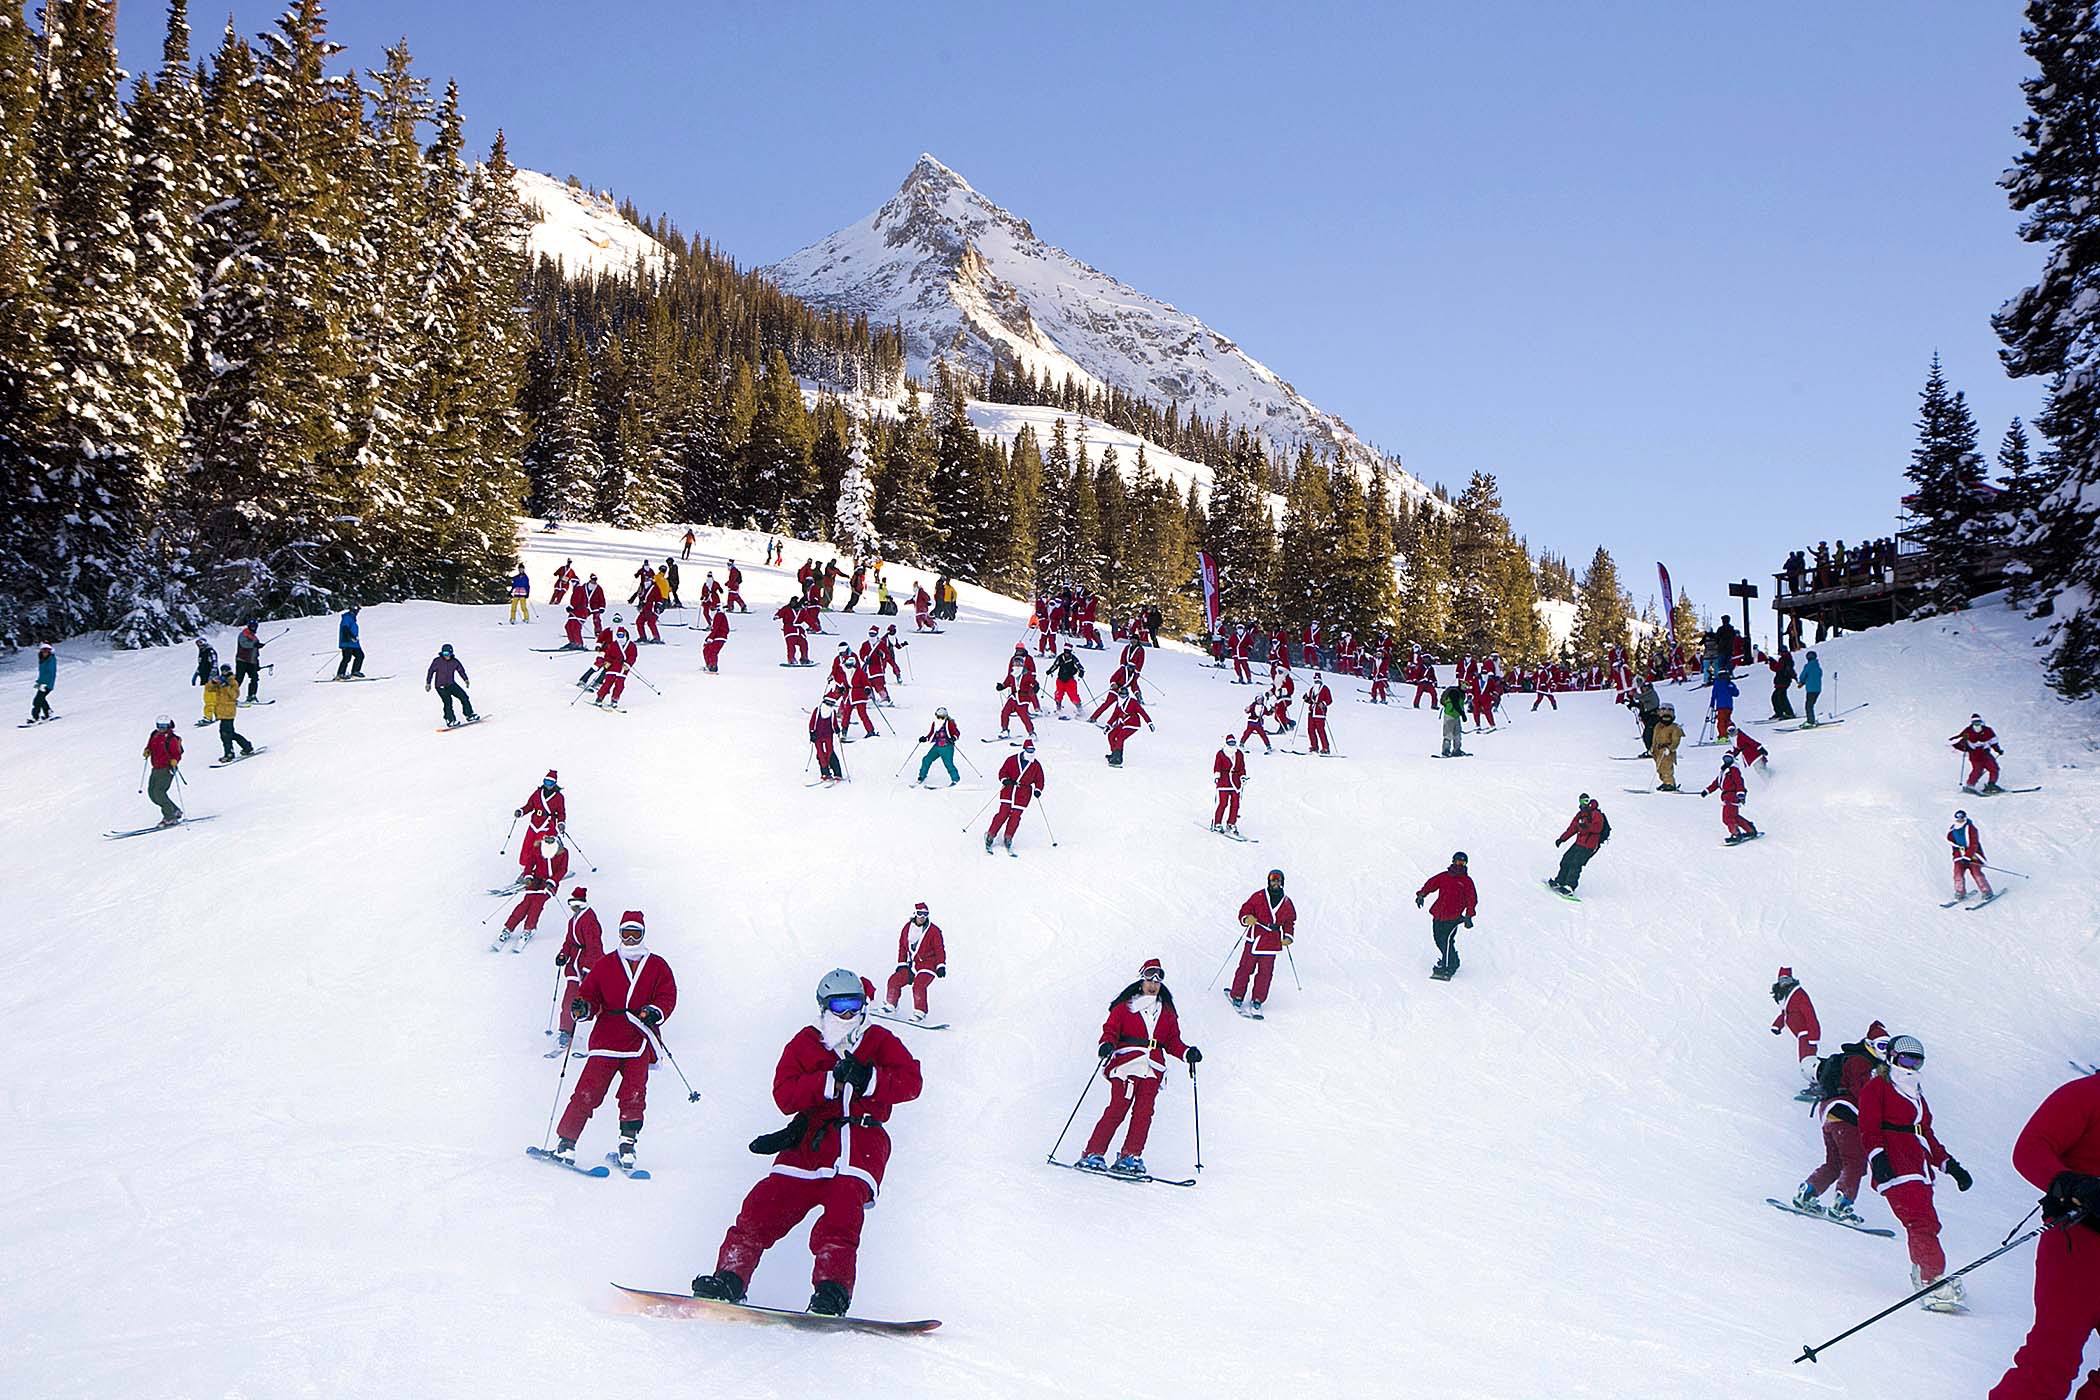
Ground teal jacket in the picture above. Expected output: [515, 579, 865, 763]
[1800, 657, 1822, 691]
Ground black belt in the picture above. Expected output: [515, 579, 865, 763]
[1879, 1122, 1919, 1134]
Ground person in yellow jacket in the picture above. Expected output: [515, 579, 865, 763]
[203, 664, 255, 762]
[653, 566, 671, 604]
[1649, 702, 1684, 791]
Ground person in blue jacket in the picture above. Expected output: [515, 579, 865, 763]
[1710, 670, 1739, 739]
[1799, 650, 1823, 727]
[336, 607, 365, 679]
[28, 641, 55, 723]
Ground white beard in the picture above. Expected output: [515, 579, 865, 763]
[1889, 1067, 1923, 1098]
[617, 940, 647, 962]
[820, 1010, 866, 1052]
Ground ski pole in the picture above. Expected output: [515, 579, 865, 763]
[483, 892, 514, 927]
[559, 826, 598, 872]
[893, 739, 924, 779]
[958, 745, 983, 778]
[1045, 1058, 1100, 1161]
[804, 745, 814, 774]
[541, 1020, 582, 1149]
[875, 703, 897, 735]
[1208, 927, 1245, 990]
[1284, 942, 1304, 992]
[1795, 1208, 2084, 1364]
[544, 961, 564, 1035]
[960, 796, 997, 832]
[1035, 796, 1059, 846]
[137, 757, 148, 793]
[652, 1032, 704, 1103]
[1982, 862, 2032, 880]
[500, 811, 520, 854]
[627, 669, 662, 696]
[1190, 1064, 1203, 1173]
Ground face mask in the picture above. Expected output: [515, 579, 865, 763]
[1889, 1066, 1922, 1095]
[821, 1008, 865, 1050]
[617, 938, 647, 961]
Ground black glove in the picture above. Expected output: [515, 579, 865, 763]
[514, 807, 524, 818]
[1946, 1159, 1972, 1192]
[934, 966, 947, 979]
[1869, 1152, 1893, 1188]
[831, 1057, 873, 1091]
[569, 997, 592, 1022]
[1185, 1046, 1203, 1065]
[2047, 1171, 2100, 1218]
[639, 1006, 663, 1029]
[554, 953, 569, 968]
[1414, 895, 1424, 909]
[1463, 917, 1474, 929]
[1097, 1042, 1114, 1060]
[1770, 1025, 1782, 1036]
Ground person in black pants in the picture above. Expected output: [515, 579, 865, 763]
[425, 644, 477, 726]
[336, 607, 365, 678]
[234, 621, 265, 700]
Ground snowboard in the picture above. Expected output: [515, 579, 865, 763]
[1541, 879, 1581, 903]
[1621, 787, 1695, 797]
[104, 814, 219, 840]
[1765, 1197, 1896, 1238]
[313, 675, 393, 683]
[1046, 1158, 1196, 1189]
[605, 1153, 652, 1180]
[523, 1145, 608, 1177]
[1430, 965, 1456, 981]
[16, 715, 61, 728]
[1723, 831, 1765, 847]
[1194, 821, 1257, 842]
[437, 715, 489, 732]
[1428, 752, 1471, 759]
[612, 1284, 939, 1334]
[870, 1010, 951, 1031]
[209, 746, 268, 768]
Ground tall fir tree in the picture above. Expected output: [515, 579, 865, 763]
[1033, 416, 1078, 588]
[833, 416, 878, 555]
[0, 0, 53, 644]
[1902, 353, 1989, 616]
[744, 348, 813, 533]
[1273, 446, 1335, 624]
[1995, 416, 2045, 605]
[1446, 471, 1510, 657]
[1569, 546, 1633, 661]
[996, 421, 1043, 593]
[1202, 429, 1274, 622]
[875, 387, 937, 559]
[536, 337, 603, 520]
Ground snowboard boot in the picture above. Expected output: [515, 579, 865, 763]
[1001, 838, 1013, 852]
[691, 1269, 747, 1303]
[809, 1280, 851, 1316]
[1790, 1183, 1824, 1215]
[1077, 1153, 1108, 1171]
[908, 1009, 927, 1024]
[1106, 751, 1123, 767]
[1248, 1001, 1264, 1018]
[1111, 1154, 1146, 1177]
[1226, 825, 1241, 837]
[1827, 1193, 1863, 1225]
[551, 1137, 577, 1166]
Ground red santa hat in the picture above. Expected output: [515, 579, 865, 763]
[913, 901, 929, 915]
[544, 769, 559, 782]
[1776, 966, 1793, 980]
[568, 886, 588, 901]
[619, 910, 646, 933]
[1139, 957, 1166, 980]
[1866, 1019, 1890, 1039]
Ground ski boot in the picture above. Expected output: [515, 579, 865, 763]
[983, 833, 995, 854]
[1226, 991, 1243, 1009]
[1001, 838, 1013, 853]
[1076, 1153, 1108, 1171]
[691, 1269, 747, 1303]
[1111, 1154, 1146, 1177]
[1106, 751, 1123, 767]
[1827, 1193, 1863, 1225]
[551, 1136, 578, 1166]
[1248, 1001, 1264, 1017]
[1982, 782, 2004, 796]
[615, 1122, 641, 1171]
[158, 812, 184, 827]
[555, 1030, 571, 1051]
[1790, 1183, 1824, 1215]
[809, 1280, 851, 1316]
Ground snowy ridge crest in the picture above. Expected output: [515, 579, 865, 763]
[766, 154, 1436, 506]
[511, 168, 669, 281]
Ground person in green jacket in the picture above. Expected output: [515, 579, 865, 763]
[1440, 684, 1468, 758]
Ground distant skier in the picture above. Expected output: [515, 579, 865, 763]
[1409, 655, 1439, 708]
[1947, 809, 1993, 905]
[1230, 624, 1254, 684]
[1710, 669, 1739, 739]
[1986, 1070, 2100, 1398]
[690, 969, 923, 1317]
[1952, 714, 2006, 795]
[1211, 734, 1247, 834]
[582, 572, 607, 633]
[336, 607, 364, 679]
[1799, 650, 1824, 727]
[508, 565, 531, 624]
[984, 739, 1044, 854]
[725, 560, 747, 612]
[1770, 968, 1821, 1075]
[1227, 869, 1296, 1016]
[1239, 694, 1275, 754]
[1860, 1034, 1973, 1310]
[1548, 793, 1609, 895]
[1439, 684, 1467, 758]
[1102, 686, 1152, 768]
[549, 559, 575, 606]
[681, 528, 696, 560]
[204, 664, 255, 763]
[1703, 751, 1758, 843]
[1077, 957, 1200, 1176]
[1048, 647, 1085, 717]
[700, 607, 730, 673]
[563, 578, 592, 650]
[809, 701, 844, 783]
[425, 643, 477, 727]
[1650, 702, 1684, 790]
[1304, 674, 1334, 754]
[553, 886, 603, 1052]
[142, 716, 184, 825]
[234, 620, 266, 701]
[192, 636, 217, 687]
[881, 903, 947, 1022]
[27, 641, 55, 723]
[550, 911, 677, 1174]
[915, 707, 961, 787]
[1766, 647, 1797, 720]
[1787, 1024, 1890, 1228]
[1414, 852, 1478, 980]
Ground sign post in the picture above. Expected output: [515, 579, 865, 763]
[1728, 578, 1759, 649]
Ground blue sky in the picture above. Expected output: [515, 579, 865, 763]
[118, 1, 2046, 637]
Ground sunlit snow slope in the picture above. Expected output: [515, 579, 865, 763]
[2, 526, 2095, 1399]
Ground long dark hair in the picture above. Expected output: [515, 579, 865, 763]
[1111, 980, 1176, 1011]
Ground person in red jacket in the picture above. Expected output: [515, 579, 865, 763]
[143, 716, 185, 825]
[691, 969, 923, 1317]
[1228, 869, 1297, 1015]
[1468, 670, 1497, 730]
[775, 601, 809, 665]
[499, 830, 569, 947]
[1531, 665, 1559, 711]
[549, 559, 574, 607]
[516, 771, 566, 857]
[700, 607, 730, 673]
[1230, 625, 1255, 684]
[984, 740, 1045, 853]
[1410, 657, 1439, 709]
[723, 560, 746, 612]
[994, 662, 1038, 739]
[1769, 967, 1821, 1074]
[634, 592, 663, 645]
[553, 887, 602, 1051]
[881, 903, 947, 1022]
[840, 657, 878, 739]
[1547, 794, 1609, 895]
[1859, 1034, 1974, 1308]
[1103, 686, 1152, 767]
[581, 573, 607, 633]
[551, 911, 678, 1173]
[1730, 726, 1770, 774]
[1948, 808, 1993, 903]
[1240, 694, 1275, 754]
[1415, 852, 1478, 981]
[594, 627, 637, 708]
[563, 583, 591, 649]
[1952, 714, 2006, 794]
[1304, 675, 1334, 754]
[1077, 958, 1201, 1176]
[1988, 1070, 2100, 1400]
[1703, 751, 1759, 843]
[1789, 1023, 1891, 1226]
[1211, 735, 1248, 834]
[808, 702, 844, 783]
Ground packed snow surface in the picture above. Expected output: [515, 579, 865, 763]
[2, 524, 2095, 1398]
[512, 167, 669, 280]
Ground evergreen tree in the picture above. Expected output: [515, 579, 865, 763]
[1495, 539, 1550, 664]
[744, 348, 813, 533]
[594, 336, 674, 528]
[1273, 446, 1335, 624]
[833, 416, 878, 555]
[1034, 416, 1078, 587]
[0, 0, 53, 644]
[536, 336, 603, 520]
[808, 396, 853, 538]
[1903, 353, 1989, 616]
[1569, 546, 1633, 661]
[875, 387, 937, 559]
[996, 421, 1042, 593]
[1669, 587, 1701, 657]
[1202, 429, 1274, 622]
[929, 365, 992, 577]
[1069, 436, 1103, 590]
[1996, 416, 2049, 605]
[1392, 501, 1451, 651]
[1093, 444, 1128, 607]
[1446, 472, 1510, 657]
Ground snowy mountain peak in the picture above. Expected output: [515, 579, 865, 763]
[766, 158, 1438, 506]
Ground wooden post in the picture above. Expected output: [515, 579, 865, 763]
[1728, 578, 1759, 651]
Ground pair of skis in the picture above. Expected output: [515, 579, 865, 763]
[1939, 890, 2008, 910]
[1045, 1157, 1195, 1189]
[524, 1145, 649, 1180]
[103, 813, 220, 840]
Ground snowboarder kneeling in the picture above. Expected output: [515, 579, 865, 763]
[1078, 958, 1200, 1177]
[692, 970, 922, 1317]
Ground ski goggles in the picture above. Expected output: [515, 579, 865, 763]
[825, 995, 867, 1016]
[1891, 1051, 1925, 1070]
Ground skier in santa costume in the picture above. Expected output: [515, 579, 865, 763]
[1077, 958, 1201, 1176]
[1769, 967, 1821, 1075]
[1409, 656, 1439, 709]
[1987, 1070, 2100, 1400]
[563, 583, 592, 650]
[1703, 751, 1758, 843]
[1948, 809, 1993, 903]
[775, 600, 809, 665]
[499, 829, 569, 946]
[1103, 686, 1153, 767]
[1788, 1023, 1889, 1227]
[984, 739, 1045, 853]
[702, 607, 730, 672]
[881, 904, 946, 1022]
[1211, 735, 1248, 833]
[516, 771, 567, 865]
[808, 701, 844, 783]
[1952, 714, 2007, 795]
[726, 561, 747, 612]
[1860, 1034, 1974, 1309]
[1227, 869, 1297, 1014]
[690, 970, 923, 1317]
[1531, 666, 1558, 711]
[1414, 852, 1478, 980]
[1303, 674, 1334, 753]
[1231, 625, 1254, 684]
[994, 663, 1038, 739]
[841, 656, 879, 738]
[551, 911, 678, 1173]
[1087, 663, 1138, 722]
[1240, 694, 1275, 754]
[553, 887, 603, 1051]
[582, 573, 607, 635]
[594, 626, 637, 707]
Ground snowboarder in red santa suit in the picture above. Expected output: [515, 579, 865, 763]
[1987, 1070, 2100, 1400]
[698, 572, 723, 623]
[1228, 869, 1296, 1014]
[912, 584, 936, 632]
[1240, 694, 1275, 754]
[984, 740, 1044, 853]
[1860, 1035, 1974, 1309]
[1769, 967, 1821, 1075]
[1787, 1024, 1889, 1227]
[551, 911, 678, 1172]
[1702, 751, 1758, 842]
[515, 771, 567, 864]
[775, 601, 808, 665]
[702, 607, 730, 672]
[690, 970, 922, 1317]
[1077, 958, 1200, 1176]
[1211, 735, 1247, 833]
[1304, 675, 1334, 753]
[553, 887, 602, 1050]
[563, 582, 592, 649]
[1730, 726, 1770, 774]
[1948, 809, 1993, 903]
[795, 598, 822, 637]
[1952, 714, 2007, 794]
[500, 831, 570, 946]
[882, 904, 946, 1021]
[994, 663, 1037, 739]
[1103, 686, 1152, 767]
[594, 626, 637, 707]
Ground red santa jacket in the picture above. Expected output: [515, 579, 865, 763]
[997, 753, 1045, 808]
[706, 611, 730, 644]
[1098, 993, 1188, 1078]
[1415, 868, 1478, 920]
[775, 602, 802, 636]
[1120, 640, 1147, 672]
[583, 582, 606, 613]
[146, 728, 184, 768]
[762, 1020, 923, 1200]
[1231, 630, 1253, 661]
[558, 905, 603, 985]
[1704, 766, 1748, 806]
[1859, 1072, 1952, 1191]
[1304, 683, 1332, 718]
[1237, 887, 1297, 954]
[1770, 984, 1820, 1052]
[894, 919, 946, 978]
[1950, 723, 2001, 755]
[726, 565, 743, 593]
[566, 590, 592, 621]
[1947, 817, 1985, 865]
[1731, 729, 1767, 765]
[518, 842, 571, 888]
[1558, 806, 1608, 851]
[2010, 1074, 2100, 1195]
[1816, 1040, 1879, 1126]
[912, 587, 932, 613]
[1213, 748, 1246, 791]
[1244, 696, 1271, 728]
[573, 949, 678, 1061]
[597, 637, 637, 675]
[520, 783, 565, 827]
[1107, 695, 1152, 731]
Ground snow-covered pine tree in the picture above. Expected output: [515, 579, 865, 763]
[1272, 445, 1335, 627]
[995, 421, 1042, 593]
[1902, 353, 1989, 617]
[1203, 428, 1275, 623]
[535, 336, 603, 519]
[743, 348, 813, 533]
[593, 336, 674, 528]
[1995, 416, 2047, 605]
[1446, 472, 1511, 658]
[451, 128, 532, 594]
[808, 395, 852, 537]
[1392, 499, 1452, 652]
[1069, 435, 1103, 592]
[833, 415, 878, 555]
[1569, 546, 1633, 662]
[929, 364, 990, 578]
[875, 387, 936, 559]
[1032, 415, 1077, 589]
[0, 0, 54, 647]
[1092, 444, 1128, 608]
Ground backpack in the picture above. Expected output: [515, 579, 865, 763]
[1814, 1048, 1854, 1102]
[1597, 811, 1612, 844]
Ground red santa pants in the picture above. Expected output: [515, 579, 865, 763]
[784, 634, 808, 664]
[565, 616, 586, 646]
[557, 1054, 648, 1141]
[1715, 706, 1734, 738]
[1239, 721, 1272, 752]
[1803, 1117, 1865, 1200]
[636, 611, 660, 642]
[1038, 630, 1057, 654]
[715, 1171, 872, 1293]
[1470, 696, 1495, 725]
[1955, 856, 1993, 899]
[1230, 945, 1277, 1003]
[551, 580, 570, 606]
[1107, 722, 1139, 756]
[702, 638, 725, 669]
[885, 968, 934, 1014]
[1080, 623, 1101, 648]
[1000, 698, 1035, 735]
[1307, 718, 1331, 753]
[559, 975, 584, 1034]
[595, 673, 627, 704]
[1989, 1224, 2100, 1399]
[987, 801, 1026, 844]
[1301, 644, 1319, 667]
[504, 890, 551, 934]
[1881, 1180, 1946, 1277]
[845, 701, 876, 735]
[1966, 751, 2001, 787]
[1086, 1073, 1163, 1157]
[915, 609, 936, 631]
[1412, 681, 1436, 707]
[1213, 789, 1241, 826]
[1233, 658, 1252, 683]
[1054, 678, 1080, 709]
[1369, 677, 1388, 701]
[727, 588, 745, 611]
[1722, 800, 1754, 838]
[1532, 690, 1557, 710]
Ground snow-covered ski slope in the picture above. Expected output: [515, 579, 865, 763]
[2, 525, 2095, 1400]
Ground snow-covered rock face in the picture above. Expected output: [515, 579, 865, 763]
[511, 168, 668, 280]
[767, 154, 1437, 507]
